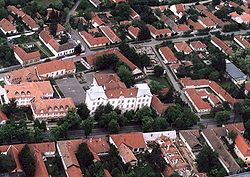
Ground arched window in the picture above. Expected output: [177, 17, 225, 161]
[27, 91, 31, 95]
[48, 106, 52, 112]
[21, 91, 25, 96]
[60, 105, 64, 111]
[15, 91, 19, 96]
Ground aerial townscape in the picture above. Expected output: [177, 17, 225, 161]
[1, 0, 250, 177]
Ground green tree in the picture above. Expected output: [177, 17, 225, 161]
[215, 111, 230, 125]
[135, 106, 153, 123]
[82, 118, 94, 137]
[148, 144, 166, 172]
[0, 154, 16, 173]
[77, 103, 90, 120]
[19, 144, 36, 177]
[228, 130, 237, 143]
[154, 65, 164, 77]
[196, 146, 219, 173]
[244, 119, 250, 140]
[111, 3, 131, 22]
[212, 0, 221, 6]
[108, 119, 120, 134]
[149, 80, 163, 95]
[118, 65, 134, 87]
[142, 116, 154, 132]
[76, 143, 94, 170]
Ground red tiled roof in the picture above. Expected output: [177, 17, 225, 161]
[190, 41, 207, 50]
[225, 122, 245, 134]
[128, 26, 140, 38]
[91, 12, 105, 26]
[14, 46, 40, 62]
[199, 17, 216, 27]
[80, 31, 109, 46]
[187, 19, 205, 30]
[146, 24, 172, 35]
[159, 46, 178, 63]
[151, 95, 170, 115]
[185, 89, 212, 110]
[0, 18, 16, 32]
[100, 26, 121, 43]
[174, 41, 193, 54]
[211, 36, 233, 55]
[235, 134, 250, 157]
[22, 15, 39, 29]
[172, 24, 191, 33]
[7, 6, 25, 17]
[234, 35, 250, 49]
[110, 132, 146, 149]
[130, 8, 140, 19]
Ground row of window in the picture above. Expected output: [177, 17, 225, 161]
[93, 98, 150, 106]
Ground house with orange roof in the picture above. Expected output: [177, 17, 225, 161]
[4, 81, 54, 106]
[57, 138, 110, 177]
[187, 19, 205, 32]
[13, 46, 40, 66]
[146, 24, 172, 39]
[0, 142, 56, 177]
[39, 30, 75, 57]
[22, 14, 39, 31]
[109, 132, 146, 165]
[151, 95, 173, 116]
[158, 46, 178, 64]
[130, 8, 140, 20]
[172, 24, 191, 35]
[86, 73, 152, 114]
[230, 12, 250, 24]
[91, 12, 105, 28]
[198, 17, 216, 29]
[99, 26, 121, 44]
[7, 6, 25, 18]
[169, 4, 185, 18]
[128, 26, 140, 39]
[174, 41, 193, 55]
[211, 36, 233, 56]
[31, 97, 75, 120]
[0, 18, 17, 35]
[234, 35, 250, 49]
[79, 31, 110, 48]
[189, 41, 207, 52]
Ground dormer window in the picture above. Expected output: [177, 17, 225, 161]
[48, 106, 52, 112]
[21, 91, 25, 96]
[54, 106, 58, 111]
[65, 105, 69, 111]
[27, 91, 31, 95]
[60, 105, 64, 111]
[15, 91, 19, 96]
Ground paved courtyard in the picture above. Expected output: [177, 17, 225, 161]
[56, 77, 86, 105]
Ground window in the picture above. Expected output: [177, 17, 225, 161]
[60, 105, 64, 111]
[92, 107, 95, 110]
[146, 99, 149, 102]
[127, 100, 130, 103]
[27, 91, 30, 95]
[15, 91, 19, 96]
[93, 102, 95, 105]
[97, 102, 99, 105]
[138, 99, 141, 102]
[54, 106, 58, 111]
[21, 91, 25, 96]
[132, 100, 135, 103]
[98, 98, 100, 100]
[112, 101, 115, 104]
[122, 100, 124, 103]
[127, 105, 129, 108]
[142, 99, 145, 102]
[48, 106, 52, 112]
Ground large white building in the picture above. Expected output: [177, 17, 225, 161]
[85, 73, 153, 115]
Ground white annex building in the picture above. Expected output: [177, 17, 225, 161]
[85, 73, 153, 115]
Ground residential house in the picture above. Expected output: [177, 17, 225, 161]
[146, 24, 172, 39]
[234, 35, 250, 49]
[230, 12, 250, 25]
[4, 81, 54, 106]
[99, 26, 121, 44]
[13, 46, 40, 66]
[211, 36, 233, 56]
[109, 132, 146, 166]
[79, 31, 110, 48]
[174, 41, 193, 54]
[226, 59, 247, 85]
[151, 94, 172, 116]
[158, 46, 178, 64]
[128, 26, 140, 39]
[187, 19, 205, 32]
[22, 14, 39, 31]
[57, 138, 110, 177]
[85, 73, 152, 115]
[172, 24, 191, 35]
[189, 41, 207, 52]
[130, 8, 140, 20]
[0, 18, 17, 35]
[7, 6, 25, 18]
[169, 4, 185, 18]
[91, 13, 105, 28]
[0, 142, 56, 177]
[39, 30, 75, 57]
[198, 17, 216, 29]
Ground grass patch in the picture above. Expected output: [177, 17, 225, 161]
[200, 114, 213, 119]
[148, 75, 170, 87]
[76, 61, 87, 72]
[37, 42, 54, 58]
[45, 156, 67, 177]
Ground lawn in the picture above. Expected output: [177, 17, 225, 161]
[148, 75, 170, 87]
[76, 61, 87, 72]
[45, 157, 67, 177]
[36, 42, 54, 58]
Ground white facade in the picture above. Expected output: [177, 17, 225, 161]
[0, 27, 16, 35]
[85, 83, 152, 115]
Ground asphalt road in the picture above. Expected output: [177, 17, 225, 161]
[65, 0, 81, 25]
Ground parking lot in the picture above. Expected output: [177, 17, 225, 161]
[56, 77, 86, 105]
